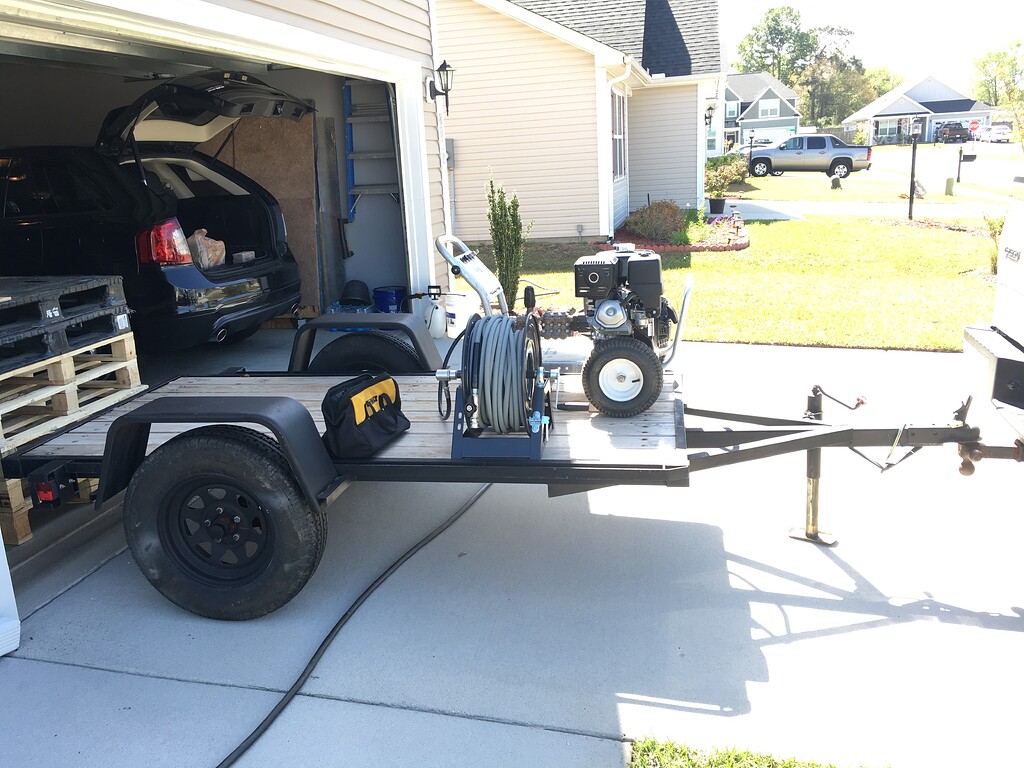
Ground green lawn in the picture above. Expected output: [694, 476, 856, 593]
[473, 216, 996, 352]
[629, 738, 874, 768]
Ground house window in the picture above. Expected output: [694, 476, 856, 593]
[876, 119, 898, 137]
[726, 101, 738, 119]
[706, 127, 717, 153]
[612, 92, 627, 179]
[759, 98, 780, 118]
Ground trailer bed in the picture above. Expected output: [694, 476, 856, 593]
[5, 371, 688, 489]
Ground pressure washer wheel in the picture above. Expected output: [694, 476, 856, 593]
[582, 337, 662, 418]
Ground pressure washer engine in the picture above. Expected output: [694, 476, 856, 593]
[540, 244, 680, 417]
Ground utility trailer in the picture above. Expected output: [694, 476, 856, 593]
[1, 337, 984, 621]
[4, 228, 1023, 624]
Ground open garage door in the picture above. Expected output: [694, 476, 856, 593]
[0, 6, 415, 323]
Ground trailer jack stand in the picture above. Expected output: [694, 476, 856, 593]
[789, 388, 837, 546]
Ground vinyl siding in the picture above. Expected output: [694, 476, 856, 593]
[613, 174, 630, 228]
[438, 0, 601, 241]
[207, 0, 433, 60]
[627, 85, 699, 212]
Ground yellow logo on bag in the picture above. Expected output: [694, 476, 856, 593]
[351, 378, 398, 425]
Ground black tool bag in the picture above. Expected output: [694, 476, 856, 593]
[321, 373, 411, 459]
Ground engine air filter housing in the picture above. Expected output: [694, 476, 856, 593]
[626, 252, 663, 311]
[574, 254, 619, 298]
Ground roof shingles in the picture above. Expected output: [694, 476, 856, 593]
[508, 0, 720, 77]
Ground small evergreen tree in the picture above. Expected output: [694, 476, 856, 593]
[487, 176, 533, 308]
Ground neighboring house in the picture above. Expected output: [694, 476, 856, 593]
[0, 0, 452, 301]
[719, 71, 801, 153]
[436, 0, 721, 241]
[843, 77, 994, 144]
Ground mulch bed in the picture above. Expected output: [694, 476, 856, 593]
[596, 215, 750, 253]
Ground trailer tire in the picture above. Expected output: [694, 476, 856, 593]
[123, 425, 327, 620]
[306, 330, 424, 374]
[583, 337, 662, 418]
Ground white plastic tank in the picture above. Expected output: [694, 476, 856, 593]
[423, 296, 447, 338]
[445, 293, 483, 338]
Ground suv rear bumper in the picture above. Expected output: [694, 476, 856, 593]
[131, 262, 301, 349]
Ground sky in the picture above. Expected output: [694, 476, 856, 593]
[719, 2, 1024, 97]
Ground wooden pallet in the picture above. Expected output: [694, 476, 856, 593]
[1, 333, 146, 459]
[1, 332, 147, 542]
[1, 332, 146, 545]
[0, 473, 31, 545]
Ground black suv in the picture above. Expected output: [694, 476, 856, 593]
[935, 123, 970, 143]
[1, 71, 309, 350]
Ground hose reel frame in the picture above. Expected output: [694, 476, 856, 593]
[449, 313, 556, 460]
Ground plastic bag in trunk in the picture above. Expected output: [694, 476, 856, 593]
[187, 229, 226, 269]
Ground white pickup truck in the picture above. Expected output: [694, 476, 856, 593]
[748, 134, 872, 179]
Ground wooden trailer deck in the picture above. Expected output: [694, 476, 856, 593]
[10, 371, 688, 483]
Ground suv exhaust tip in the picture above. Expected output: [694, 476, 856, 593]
[209, 328, 229, 343]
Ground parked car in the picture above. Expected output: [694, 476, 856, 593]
[935, 123, 971, 143]
[978, 125, 1013, 143]
[747, 134, 871, 178]
[0, 70, 310, 350]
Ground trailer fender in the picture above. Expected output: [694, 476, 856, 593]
[97, 396, 344, 512]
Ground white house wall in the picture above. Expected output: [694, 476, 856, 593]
[627, 84, 699, 213]
[437, 0, 601, 241]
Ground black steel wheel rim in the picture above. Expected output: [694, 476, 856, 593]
[158, 476, 275, 586]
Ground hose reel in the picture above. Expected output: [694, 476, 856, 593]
[437, 313, 557, 459]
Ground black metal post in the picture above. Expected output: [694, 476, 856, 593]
[908, 136, 919, 221]
[957, 148, 963, 183]
[790, 388, 837, 545]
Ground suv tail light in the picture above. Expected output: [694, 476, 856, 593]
[867, 146, 872, 161]
[136, 218, 193, 265]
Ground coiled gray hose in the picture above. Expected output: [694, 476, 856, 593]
[472, 315, 528, 434]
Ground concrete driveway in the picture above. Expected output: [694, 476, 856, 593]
[3, 336, 1024, 768]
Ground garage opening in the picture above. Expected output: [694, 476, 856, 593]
[0, 29, 411, 332]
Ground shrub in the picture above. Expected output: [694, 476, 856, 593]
[984, 214, 1005, 274]
[853, 129, 868, 145]
[487, 176, 533, 303]
[623, 199, 686, 242]
[704, 155, 747, 198]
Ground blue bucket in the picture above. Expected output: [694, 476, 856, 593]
[373, 285, 407, 313]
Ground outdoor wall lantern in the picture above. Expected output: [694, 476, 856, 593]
[704, 102, 716, 126]
[427, 60, 456, 115]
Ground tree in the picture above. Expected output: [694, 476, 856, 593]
[974, 51, 1005, 105]
[486, 176, 533, 307]
[736, 6, 815, 85]
[979, 42, 1024, 150]
[864, 67, 903, 100]
[794, 26, 853, 124]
